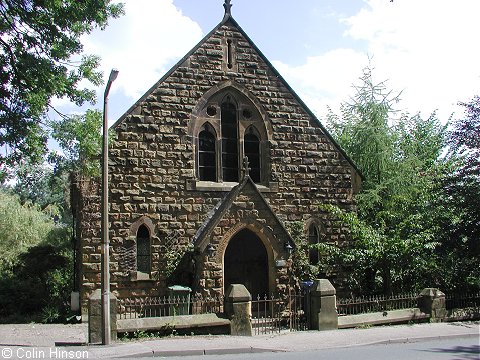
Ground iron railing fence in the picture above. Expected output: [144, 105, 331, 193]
[336, 292, 418, 316]
[251, 295, 281, 335]
[118, 294, 224, 319]
[445, 292, 480, 310]
[251, 290, 308, 335]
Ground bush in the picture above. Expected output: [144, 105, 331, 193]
[0, 244, 74, 323]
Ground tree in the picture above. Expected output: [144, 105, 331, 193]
[0, 188, 57, 270]
[50, 109, 104, 177]
[326, 66, 449, 294]
[327, 66, 402, 227]
[434, 96, 480, 290]
[0, 0, 123, 176]
[9, 109, 104, 228]
[0, 188, 73, 323]
[328, 66, 400, 188]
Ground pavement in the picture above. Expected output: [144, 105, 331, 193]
[0, 321, 478, 359]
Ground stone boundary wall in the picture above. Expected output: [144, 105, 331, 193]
[338, 308, 429, 329]
[116, 314, 230, 336]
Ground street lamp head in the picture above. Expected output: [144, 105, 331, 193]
[104, 69, 119, 100]
[109, 69, 119, 83]
[205, 243, 215, 258]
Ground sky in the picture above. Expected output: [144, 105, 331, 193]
[53, 0, 480, 127]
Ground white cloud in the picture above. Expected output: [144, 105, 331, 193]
[275, 0, 480, 122]
[82, 0, 203, 101]
[272, 49, 368, 117]
[51, 0, 480, 126]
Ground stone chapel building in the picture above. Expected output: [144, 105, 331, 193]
[73, 1, 362, 316]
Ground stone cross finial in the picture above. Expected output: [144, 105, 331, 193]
[243, 156, 250, 178]
[223, 0, 232, 18]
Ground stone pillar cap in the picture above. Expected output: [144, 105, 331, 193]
[419, 288, 445, 297]
[311, 279, 336, 296]
[225, 284, 252, 302]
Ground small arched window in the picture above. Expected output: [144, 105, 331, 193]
[221, 98, 239, 182]
[137, 225, 151, 274]
[244, 131, 260, 183]
[308, 224, 320, 265]
[198, 129, 217, 181]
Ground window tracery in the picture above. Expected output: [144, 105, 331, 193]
[190, 85, 271, 186]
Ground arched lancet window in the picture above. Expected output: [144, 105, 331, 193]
[221, 98, 239, 182]
[308, 223, 320, 265]
[244, 129, 261, 183]
[137, 225, 151, 274]
[198, 128, 217, 181]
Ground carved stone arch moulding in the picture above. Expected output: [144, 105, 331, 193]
[220, 92, 239, 107]
[200, 121, 218, 138]
[305, 217, 323, 233]
[305, 217, 326, 244]
[188, 80, 273, 137]
[245, 124, 261, 138]
[213, 218, 280, 264]
[214, 218, 282, 296]
[129, 215, 155, 238]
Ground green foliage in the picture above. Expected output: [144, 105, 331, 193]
[318, 204, 439, 295]
[326, 66, 452, 294]
[118, 326, 177, 341]
[327, 65, 400, 188]
[0, 0, 124, 172]
[0, 188, 73, 323]
[0, 244, 73, 323]
[287, 221, 319, 282]
[0, 107, 105, 322]
[0, 189, 57, 270]
[50, 109, 104, 177]
[12, 161, 71, 224]
[162, 242, 195, 285]
[433, 96, 480, 291]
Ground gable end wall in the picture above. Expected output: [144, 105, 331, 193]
[76, 21, 358, 315]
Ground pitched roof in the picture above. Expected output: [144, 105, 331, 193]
[192, 174, 294, 251]
[111, 8, 362, 177]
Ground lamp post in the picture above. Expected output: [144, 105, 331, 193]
[101, 68, 118, 345]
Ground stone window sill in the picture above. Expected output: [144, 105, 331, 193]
[187, 180, 278, 193]
[129, 271, 156, 282]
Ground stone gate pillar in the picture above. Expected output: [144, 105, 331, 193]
[88, 289, 118, 343]
[310, 279, 338, 331]
[225, 284, 253, 336]
[418, 288, 446, 322]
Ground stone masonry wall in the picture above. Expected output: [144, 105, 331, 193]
[76, 20, 359, 313]
[71, 176, 101, 316]
[197, 180, 292, 298]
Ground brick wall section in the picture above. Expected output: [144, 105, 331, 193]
[74, 20, 359, 314]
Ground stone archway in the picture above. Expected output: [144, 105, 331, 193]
[223, 228, 269, 298]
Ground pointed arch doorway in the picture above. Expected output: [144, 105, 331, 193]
[224, 228, 269, 298]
